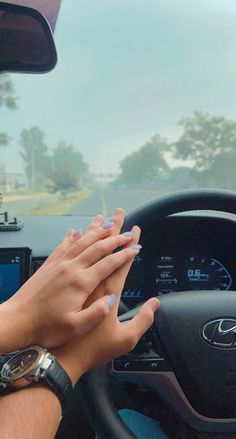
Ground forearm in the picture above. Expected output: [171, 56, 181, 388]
[0, 385, 61, 439]
[0, 301, 32, 354]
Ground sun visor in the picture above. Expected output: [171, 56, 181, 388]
[3, 0, 62, 32]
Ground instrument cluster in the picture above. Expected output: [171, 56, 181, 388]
[122, 216, 236, 307]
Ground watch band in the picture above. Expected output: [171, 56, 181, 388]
[43, 356, 73, 411]
[0, 349, 73, 412]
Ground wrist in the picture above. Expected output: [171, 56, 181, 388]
[51, 345, 86, 385]
[0, 301, 32, 354]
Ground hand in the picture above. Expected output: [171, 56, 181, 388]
[53, 213, 160, 383]
[83, 208, 129, 309]
[0, 217, 138, 353]
[54, 296, 159, 384]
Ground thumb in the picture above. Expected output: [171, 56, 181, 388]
[72, 294, 116, 336]
[120, 298, 160, 352]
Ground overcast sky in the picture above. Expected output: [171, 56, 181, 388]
[1, 0, 236, 174]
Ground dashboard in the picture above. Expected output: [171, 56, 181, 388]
[1, 214, 236, 307]
[121, 215, 236, 307]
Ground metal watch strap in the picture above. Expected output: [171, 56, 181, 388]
[43, 357, 73, 411]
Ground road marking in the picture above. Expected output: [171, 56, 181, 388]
[100, 190, 108, 216]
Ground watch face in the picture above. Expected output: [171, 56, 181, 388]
[1, 348, 42, 382]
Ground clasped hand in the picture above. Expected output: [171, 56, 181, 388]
[0, 208, 159, 383]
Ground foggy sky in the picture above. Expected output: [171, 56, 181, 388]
[1, 0, 236, 175]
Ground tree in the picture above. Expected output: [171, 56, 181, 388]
[0, 74, 17, 109]
[166, 166, 192, 190]
[0, 133, 10, 146]
[117, 135, 169, 188]
[19, 126, 50, 190]
[49, 141, 88, 193]
[0, 73, 17, 147]
[206, 151, 236, 190]
[173, 111, 236, 171]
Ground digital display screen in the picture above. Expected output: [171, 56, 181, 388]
[121, 217, 236, 307]
[0, 248, 31, 303]
[155, 255, 232, 293]
[122, 254, 234, 306]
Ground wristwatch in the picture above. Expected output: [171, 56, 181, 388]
[0, 346, 73, 411]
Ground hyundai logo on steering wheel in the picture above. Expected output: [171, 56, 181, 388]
[202, 319, 236, 348]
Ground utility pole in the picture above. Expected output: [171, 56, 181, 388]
[0, 162, 6, 194]
[31, 146, 36, 192]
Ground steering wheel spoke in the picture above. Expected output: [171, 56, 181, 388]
[111, 289, 236, 433]
[113, 307, 171, 375]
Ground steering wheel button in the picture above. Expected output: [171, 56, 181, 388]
[113, 358, 170, 372]
[139, 359, 170, 372]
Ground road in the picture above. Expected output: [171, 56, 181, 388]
[68, 189, 163, 216]
[2, 189, 164, 217]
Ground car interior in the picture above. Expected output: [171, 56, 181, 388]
[1, 1, 236, 439]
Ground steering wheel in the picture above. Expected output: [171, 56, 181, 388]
[78, 189, 236, 438]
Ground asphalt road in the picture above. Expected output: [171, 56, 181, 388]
[2, 189, 163, 217]
[68, 189, 163, 216]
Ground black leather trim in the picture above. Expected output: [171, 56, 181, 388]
[78, 368, 137, 439]
[44, 358, 73, 411]
[122, 189, 236, 233]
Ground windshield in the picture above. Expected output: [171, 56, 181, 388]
[1, 0, 236, 216]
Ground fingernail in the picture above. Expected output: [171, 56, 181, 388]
[102, 222, 115, 230]
[67, 228, 76, 237]
[131, 244, 142, 251]
[115, 208, 124, 216]
[150, 298, 159, 312]
[94, 214, 103, 222]
[107, 294, 116, 309]
[132, 225, 141, 233]
[122, 231, 133, 237]
[72, 230, 82, 238]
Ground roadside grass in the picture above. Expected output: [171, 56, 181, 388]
[22, 190, 93, 215]
[4, 192, 48, 202]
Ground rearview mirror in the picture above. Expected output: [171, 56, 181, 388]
[0, 1, 57, 73]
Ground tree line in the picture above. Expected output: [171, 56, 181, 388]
[114, 110, 236, 191]
[0, 74, 89, 194]
[19, 128, 89, 193]
[1, 73, 236, 193]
